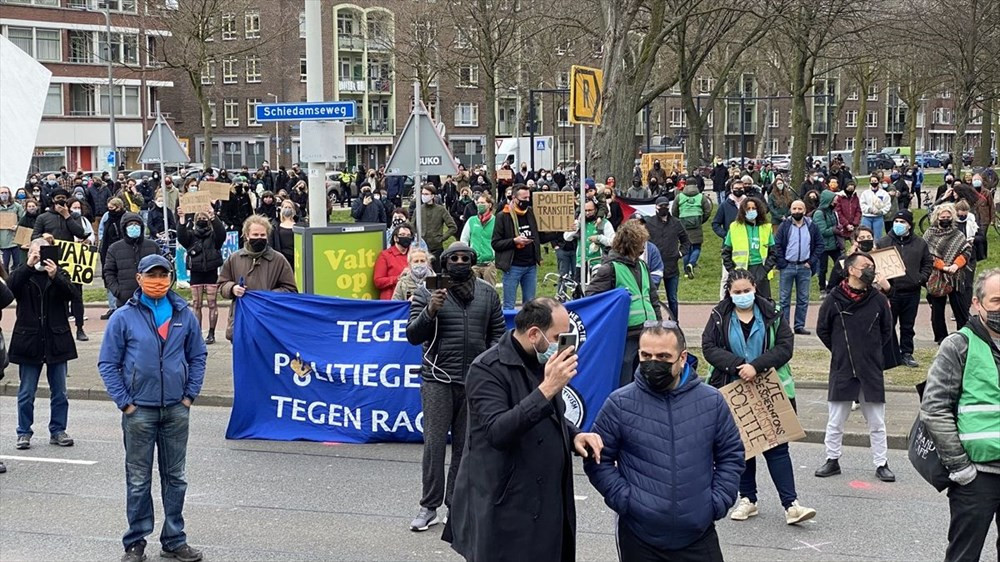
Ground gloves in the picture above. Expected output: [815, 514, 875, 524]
[949, 464, 977, 486]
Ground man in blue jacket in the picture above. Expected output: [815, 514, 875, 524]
[98, 254, 207, 562]
[585, 323, 745, 561]
[773, 200, 824, 335]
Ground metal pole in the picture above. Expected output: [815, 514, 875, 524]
[578, 124, 587, 287]
[105, 6, 116, 170]
[645, 105, 651, 153]
[156, 101, 168, 234]
[413, 82, 423, 247]
[739, 95, 746, 168]
[528, 90, 536, 172]
[268, 93, 280, 164]
[304, 0, 326, 227]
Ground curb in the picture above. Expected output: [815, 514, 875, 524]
[795, 381, 917, 393]
[1, 384, 911, 450]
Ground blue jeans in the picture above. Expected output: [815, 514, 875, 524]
[502, 265, 537, 310]
[663, 275, 679, 321]
[683, 243, 703, 268]
[779, 264, 812, 330]
[16, 362, 68, 437]
[2, 246, 21, 272]
[740, 442, 798, 508]
[861, 216, 884, 239]
[122, 403, 191, 550]
[107, 288, 118, 311]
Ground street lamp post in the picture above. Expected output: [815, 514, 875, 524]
[78, 1, 116, 170]
[267, 92, 280, 164]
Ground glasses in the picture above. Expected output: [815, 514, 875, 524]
[448, 255, 472, 264]
[643, 320, 679, 329]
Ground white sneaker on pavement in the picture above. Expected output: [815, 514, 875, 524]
[785, 501, 817, 525]
[730, 497, 758, 521]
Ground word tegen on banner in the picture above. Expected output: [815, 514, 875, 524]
[54, 240, 97, 285]
[534, 191, 577, 232]
[721, 369, 805, 459]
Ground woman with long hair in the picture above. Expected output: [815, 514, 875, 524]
[923, 202, 973, 343]
[722, 197, 776, 299]
[177, 203, 226, 344]
[270, 199, 299, 270]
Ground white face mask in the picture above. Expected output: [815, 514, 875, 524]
[421, 194, 433, 204]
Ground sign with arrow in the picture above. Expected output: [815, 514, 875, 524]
[570, 65, 604, 125]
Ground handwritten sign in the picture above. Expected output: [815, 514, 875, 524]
[181, 191, 214, 214]
[497, 169, 513, 182]
[0, 213, 17, 230]
[14, 226, 33, 248]
[533, 191, 576, 232]
[721, 369, 805, 459]
[199, 181, 231, 201]
[53, 240, 98, 285]
[869, 246, 905, 280]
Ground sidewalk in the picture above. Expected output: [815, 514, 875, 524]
[0, 319, 920, 450]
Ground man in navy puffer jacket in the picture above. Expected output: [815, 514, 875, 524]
[585, 324, 744, 560]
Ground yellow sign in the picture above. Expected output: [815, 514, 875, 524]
[54, 240, 98, 285]
[570, 65, 603, 125]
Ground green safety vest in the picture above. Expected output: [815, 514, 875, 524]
[729, 223, 773, 279]
[957, 326, 1000, 463]
[768, 314, 796, 399]
[468, 215, 496, 263]
[677, 193, 703, 219]
[585, 220, 602, 267]
[612, 260, 656, 328]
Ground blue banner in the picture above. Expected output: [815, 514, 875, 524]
[226, 289, 629, 443]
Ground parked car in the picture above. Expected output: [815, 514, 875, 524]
[128, 169, 154, 182]
[915, 152, 943, 168]
[867, 153, 895, 173]
[768, 154, 791, 171]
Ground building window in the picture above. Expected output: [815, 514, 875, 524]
[769, 138, 779, 155]
[201, 60, 216, 85]
[69, 84, 95, 116]
[244, 10, 260, 39]
[202, 101, 217, 128]
[865, 110, 877, 128]
[6, 27, 35, 57]
[299, 57, 307, 82]
[99, 32, 139, 64]
[933, 107, 950, 124]
[556, 71, 569, 89]
[845, 110, 857, 128]
[224, 99, 239, 127]
[97, 85, 139, 116]
[247, 98, 261, 127]
[455, 27, 470, 49]
[299, 12, 306, 38]
[558, 139, 574, 160]
[770, 108, 779, 128]
[698, 77, 715, 94]
[867, 84, 879, 101]
[669, 107, 685, 128]
[557, 105, 570, 127]
[937, 90, 951, 99]
[454, 102, 479, 127]
[223, 57, 237, 84]
[222, 13, 237, 40]
[459, 64, 478, 87]
[245, 56, 261, 83]
[844, 137, 855, 151]
[866, 137, 878, 151]
[847, 90, 859, 101]
[916, 111, 925, 129]
[43, 84, 63, 115]
[101, 0, 137, 12]
[35, 29, 61, 61]
[68, 30, 93, 63]
[9, 0, 60, 5]
[337, 13, 354, 35]
[222, 141, 242, 169]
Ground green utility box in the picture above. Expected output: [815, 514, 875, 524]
[293, 224, 386, 299]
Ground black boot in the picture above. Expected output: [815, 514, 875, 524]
[76, 328, 89, 342]
[205, 329, 215, 345]
[815, 458, 841, 478]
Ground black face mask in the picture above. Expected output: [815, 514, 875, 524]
[397, 236, 413, 248]
[657, 206, 670, 217]
[196, 220, 209, 228]
[938, 219, 953, 229]
[247, 238, 267, 253]
[859, 267, 876, 286]
[981, 308, 1000, 333]
[857, 240, 874, 253]
[732, 190, 744, 197]
[639, 360, 677, 393]
[791, 212, 805, 221]
[448, 263, 472, 282]
[516, 199, 529, 210]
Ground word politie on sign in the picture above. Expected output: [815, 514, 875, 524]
[722, 369, 805, 459]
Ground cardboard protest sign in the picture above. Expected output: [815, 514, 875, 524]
[497, 169, 513, 182]
[869, 246, 905, 280]
[14, 226, 32, 248]
[721, 369, 806, 459]
[533, 191, 576, 232]
[199, 181, 231, 201]
[53, 240, 98, 285]
[0, 212, 17, 230]
[181, 191, 214, 214]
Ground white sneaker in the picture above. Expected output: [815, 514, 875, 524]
[730, 497, 758, 521]
[785, 501, 816, 525]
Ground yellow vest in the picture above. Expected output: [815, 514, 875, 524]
[729, 222, 773, 279]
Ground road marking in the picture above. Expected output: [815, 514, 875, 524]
[574, 495, 588, 501]
[792, 540, 831, 552]
[0, 455, 97, 465]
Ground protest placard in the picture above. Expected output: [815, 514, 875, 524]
[0, 213, 17, 230]
[869, 246, 905, 280]
[53, 240, 98, 285]
[721, 369, 806, 459]
[181, 191, 214, 213]
[497, 169, 513, 182]
[14, 226, 32, 248]
[533, 191, 576, 232]
[199, 181, 231, 201]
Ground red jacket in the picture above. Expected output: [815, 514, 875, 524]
[374, 245, 409, 300]
[833, 193, 861, 239]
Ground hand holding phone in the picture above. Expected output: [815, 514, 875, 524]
[557, 332, 579, 356]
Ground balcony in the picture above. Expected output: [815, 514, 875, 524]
[337, 34, 365, 51]
[368, 118, 393, 135]
[367, 39, 391, 52]
[369, 78, 391, 94]
[339, 79, 366, 93]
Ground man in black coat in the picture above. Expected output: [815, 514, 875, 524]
[103, 212, 159, 308]
[9, 238, 78, 450]
[815, 253, 897, 483]
[406, 242, 506, 533]
[350, 185, 386, 223]
[875, 209, 932, 368]
[30, 188, 86, 242]
[444, 298, 603, 562]
[711, 160, 728, 204]
[642, 197, 690, 320]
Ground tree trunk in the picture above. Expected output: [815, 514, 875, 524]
[854, 93, 868, 174]
[975, 93, 993, 166]
[905, 93, 919, 160]
[483, 72, 498, 187]
[953, 97, 970, 176]
[590, 75, 642, 186]
[790, 94, 811, 188]
[713, 98, 725, 162]
[681, 82, 707, 170]
[188, 72, 214, 169]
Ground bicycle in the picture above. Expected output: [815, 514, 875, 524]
[543, 272, 582, 303]
[154, 228, 178, 264]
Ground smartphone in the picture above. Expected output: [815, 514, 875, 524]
[40, 245, 61, 265]
[425, 275, 452, 291]
[557, 332, 579, 355]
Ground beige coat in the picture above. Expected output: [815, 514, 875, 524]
[218, 248, 298, 340]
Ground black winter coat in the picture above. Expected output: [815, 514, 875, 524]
[816, 286, 895, 403]
[874, 232, 932, 295]
[444, 331, 579, 562]
[406, 279, 505, 384]
[351, 198, 386, 223]
[103, 212, 159, 306]
[99, 210, 126, 263]
[177, 216, 226, 273]
[7, 265, 77, 365]
[85, 185, 112, 218]
[222, 191, 254, 231]
[492, 207, 543, 272]
[701, 295, 793, 388]
[31, 210, 86, 242]
[642, 214, 691, 279]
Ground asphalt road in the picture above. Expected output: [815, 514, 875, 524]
[2, 398, 993, 562]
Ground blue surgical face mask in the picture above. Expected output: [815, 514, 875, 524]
[732, 291, 756, 310]
[536, 332, 558, 364]
[972, 179, 983, 188]
[745, 210, 758, 222]
[892, 222, 908, 237]
[126, 224, 142, 239]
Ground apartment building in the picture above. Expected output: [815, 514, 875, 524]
[1, 0, 175, 173]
